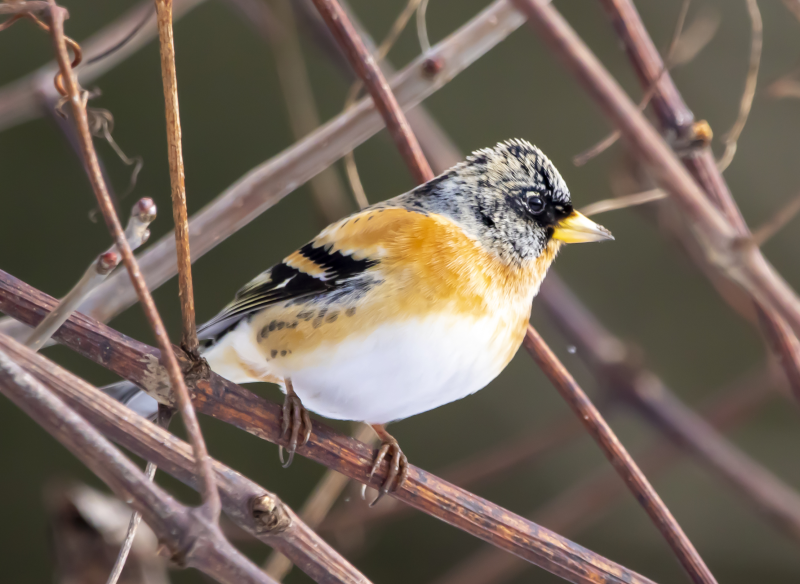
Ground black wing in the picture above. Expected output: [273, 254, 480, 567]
[197, 241, 378, 342]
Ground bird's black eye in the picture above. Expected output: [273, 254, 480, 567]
[527, 194, 545, 215]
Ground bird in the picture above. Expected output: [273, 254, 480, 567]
[106, 139, 612, 504]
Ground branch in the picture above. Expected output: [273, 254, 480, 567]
[0, 341, 275, 584]
[589, 0, 800, 401]
[46, 0, 219, 521]
[154, 0, 198, 355]
[539, 276, 800, 544]
[0, 269, 660, 584]
[0, 332, 369, 584]
[25, 198, 155, 352]
[432, 367, 782, 584]
[522, 325, 716, 584]
[310, 0, 433, 183]
[321, 411, 585, 534]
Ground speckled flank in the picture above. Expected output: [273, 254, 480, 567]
[246, 208, 559, 370]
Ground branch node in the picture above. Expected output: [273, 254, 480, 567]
[251, 495, 292, 534]
[422, 55, 444, 77]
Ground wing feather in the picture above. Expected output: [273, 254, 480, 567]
[198, 226, 380, 341]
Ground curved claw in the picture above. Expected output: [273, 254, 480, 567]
[279, 390, 311, 468]
[367, 439, 408, 507]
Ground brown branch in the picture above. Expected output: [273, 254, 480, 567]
[432, 367, 781, 584]
[264, 423, 376, 581]
[751, 192, 800, 247]
[0, 332, 369, 584]
[321, 410, 585, 535]
[154, 0, 198, 355]
[539, 275, 800, 544]
[0, 340, 275, 584]
[589, 0, 800, 402]
[0, 269, 659, 584]
[46, 0, 220, 521]
[310, 0, 434, 183]
[522, 324, 716, 584]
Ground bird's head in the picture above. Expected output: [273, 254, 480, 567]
[406, 139, 613, 265]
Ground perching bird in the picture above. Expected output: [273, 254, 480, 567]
[107, 139, 612, 502]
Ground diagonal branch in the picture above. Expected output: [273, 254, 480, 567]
[0, 342, 275, 584]
[432, 367, 782, 584]
[0, 331, 372, 584]
[0, 268, 658, 584]
[310, 0, 433, 183]
[538, 276, 800, 543]
[46, 0, 220, 522]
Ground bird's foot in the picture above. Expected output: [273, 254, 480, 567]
[366, 425, 409, 507]
[279, 384, 311, 468]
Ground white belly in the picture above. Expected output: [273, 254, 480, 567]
[204, 313, 521, 425]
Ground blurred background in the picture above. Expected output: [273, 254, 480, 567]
[1, 0, 800, 582]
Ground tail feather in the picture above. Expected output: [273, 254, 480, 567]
[102, 380, 159, 421]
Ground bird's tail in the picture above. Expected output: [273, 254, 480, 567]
[101, 380, 159, 421]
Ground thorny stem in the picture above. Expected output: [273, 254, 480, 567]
[46, 0, 220, 522]
[153, 0, 199, 356]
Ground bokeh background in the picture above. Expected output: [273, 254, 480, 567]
[2, 0, 800, 582]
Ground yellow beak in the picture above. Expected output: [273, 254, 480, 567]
[551, 211, 614, 243]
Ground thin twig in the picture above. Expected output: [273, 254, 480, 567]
[751, 192, 800, 247]
[311, 0, 433, 183]
[579, 188, 665, 217]
[574, 0, 692, 166]
[0, 270, 659, 584]
[717, 0, 762, 172]
[25, 198, 155, 352]
[264, 423, 376, 581]
[342, 0, 424, 208]
[0, 343, 275, 584]
[416, 0, 431, 53]
[46, 0, 220, 521]
[105, 460, 158, 584]
[153, 0, 198, 356]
